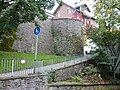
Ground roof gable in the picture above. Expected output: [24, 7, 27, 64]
[53, 2, 76, 14]
[53, 2, 95, 20]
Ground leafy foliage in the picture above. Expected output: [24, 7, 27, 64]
[93, 49, 111, 63]
[85, 0, 120, 75]
[81, 64, 97, 75]
[0, 0, 60, 51]
[69, 64, 102, 83]
[81, 64, 102, 83]
[47, 70, 55, 83]
[0, 29, 17, 51]
[70, 76, 83, 83]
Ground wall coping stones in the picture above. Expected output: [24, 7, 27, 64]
[54, 60, 88, 71]
[49, 83, 120, 87]
[0, 74, 46, 81]
[52, 18, 83, 23]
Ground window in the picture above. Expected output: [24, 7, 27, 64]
[57, 11, 60, 17]
[80, 5, 85, 12]
[82, 17, 85, 23]
[67, 8, 71, 14]
[87, 20, 90, 25]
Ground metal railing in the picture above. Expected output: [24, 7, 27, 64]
[0, 55, 88, 77]
[0, 58, 34, 77]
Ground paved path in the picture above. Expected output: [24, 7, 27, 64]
[0, 55, 91, 78]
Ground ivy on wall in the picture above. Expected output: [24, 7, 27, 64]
[51, 26, 59, 55]
[0, 29, 17, 51]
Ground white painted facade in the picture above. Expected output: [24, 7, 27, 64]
[84, 39, 97, 55]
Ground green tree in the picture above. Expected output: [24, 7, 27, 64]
[86, 0, 120, 77]
[0, 0, 60, 51]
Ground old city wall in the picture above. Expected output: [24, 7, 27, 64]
[52, 18, 83, 55]
[54, 60, 87, 81]
[13, 18, 83, 55]
[0, 74, 48, 90]
[13, 19, 54, 54]
[0, 60, 89, 90]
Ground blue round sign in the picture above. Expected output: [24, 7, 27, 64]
[34, 26, 40, 35]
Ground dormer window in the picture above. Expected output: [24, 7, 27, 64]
[67, 8, 71, 14]
[80, 5, 85, 12]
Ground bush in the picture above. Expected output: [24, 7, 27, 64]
[92, 48, 115, 78]
[81, 64, 102, 83]
[70, 76, 83, 83]
[47, 70, 55, 83]
[81, 64, 97, 76]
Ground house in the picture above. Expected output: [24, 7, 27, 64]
[52, 2, 97, 56]
[52, 2, 96, 28]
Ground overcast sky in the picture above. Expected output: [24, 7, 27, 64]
[62, 0, 80, 7]
[64, 0, 95, 16]
[48, 0, 95, 17]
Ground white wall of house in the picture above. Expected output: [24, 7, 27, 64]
[84, 39, 97, 55]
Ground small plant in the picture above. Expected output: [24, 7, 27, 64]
[82, 64, 97, 76]
[47, 70, 55, 83]
[81, 64, 103, 83]
[91, 74, 102, 83]
[70, 76, 83, 83]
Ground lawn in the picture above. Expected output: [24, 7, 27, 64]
[0, 51, 75, 73]
[0, 51, 63, 60]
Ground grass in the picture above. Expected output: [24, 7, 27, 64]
[0, 51, 67, 65]
[0, 51, 62, 60]
[0, 51, 75, 73]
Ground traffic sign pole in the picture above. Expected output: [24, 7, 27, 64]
[33, 35, 38, 73]
[33, 26, 40, 73]
[35, 35, 38, 60]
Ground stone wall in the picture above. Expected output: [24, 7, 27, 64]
[54, 61, 87, 81]
[13, 19, 54, 54]
[0, 74, 48, 90]
[13, 23, 35, 53]
[49, 84, 120, 90]
[13, 18, 83, 55]
[52, 18, 83, 55]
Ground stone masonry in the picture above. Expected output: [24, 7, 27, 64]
[49, 84, 120, 90]
[54, 61, 86, 81]
[0, 74, 48, 90]
[13, 18, 83, 55]
[52, 18, 83, 55]
[13, 20, 54, 54]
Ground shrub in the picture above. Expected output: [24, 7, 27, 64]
[47, 70, 55, 83]
[81, 64, 103, 83]
[71, 76, 83, 83]
[81, 64, 97, 76]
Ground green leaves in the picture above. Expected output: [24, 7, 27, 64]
[0, 0, 60, 51]
[0, 0, 60, 31]
[95, 0, 120, 29]
[86, 0, 120, 75]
